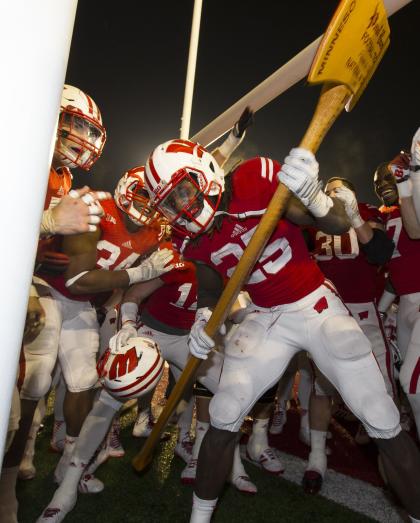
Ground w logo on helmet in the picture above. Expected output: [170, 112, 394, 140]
[108, 347, 140, 380]
[165, 139, 205, 158]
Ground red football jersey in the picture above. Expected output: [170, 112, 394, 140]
[308, 203, 382, 303]
[380, 205, 420, 296]
[143, 257, 197, 331]
[43, 199, 166, 302]
[180, 157, 324, 307]
[44, 167, 72, 210]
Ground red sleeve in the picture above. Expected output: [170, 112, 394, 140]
[359, 203, 383, 224]
[233, 157, 281, 208]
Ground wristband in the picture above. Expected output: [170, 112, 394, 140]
[217, 130, 244, 158]
[40, 209, 56, 236]
[120, 302, 138, 324]
[305, 190, 333, 218]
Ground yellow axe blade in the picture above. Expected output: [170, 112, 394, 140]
[308, 0, 390, 110]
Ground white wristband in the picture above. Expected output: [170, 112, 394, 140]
[305, 190, 333, 218]
[40, 209, 56, 236]
[217, 130, 244, 158]
[120, 302, 138, 324]
[350, 215, 365, 229]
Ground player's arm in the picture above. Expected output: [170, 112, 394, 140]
[332, 186, 395, 264]
[399, 196, 420, 239]
[62, 232, 174, 295]
[409, 127, 420, 222]
[284, 195, 350, 235]
[279, 148, 350, 235]
[211, 107, 254, 168]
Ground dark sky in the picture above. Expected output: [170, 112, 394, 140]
[67, 0, 419, 205]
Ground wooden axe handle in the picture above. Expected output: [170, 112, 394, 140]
[132, 82, 351, 472]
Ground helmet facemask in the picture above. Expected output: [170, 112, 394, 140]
[157, 167, 222, 238]
[56, 109, 106, 170]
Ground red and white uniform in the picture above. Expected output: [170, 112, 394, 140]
[307, 203, 396, 397]
[381, 205, 420, 394]
[181, 158, 399, 438]
[21, 199, 164, 400]
[102, 253, 223, 411]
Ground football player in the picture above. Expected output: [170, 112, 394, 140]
[374, 154, 420, 447]
[144, 140, 420, 523]
[301, 176, 396, 493]
[0, 84, 109, 523]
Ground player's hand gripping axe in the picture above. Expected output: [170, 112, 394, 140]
[132, 0, 390, 472]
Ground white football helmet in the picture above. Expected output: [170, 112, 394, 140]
[114, 166, 162, 227]
[97, 336, 164, 400]
[54, 84, 106, 170]
[144, 139, 224, 237]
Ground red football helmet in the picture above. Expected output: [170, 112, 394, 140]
[114, 166, 162, 227]
[144, 139, 224, 238]
[97, 336, 164, 400]
[54, 84, 106, 171]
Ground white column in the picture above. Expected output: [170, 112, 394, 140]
[0, 0, 78, 462]
[180, 0, 203, 139]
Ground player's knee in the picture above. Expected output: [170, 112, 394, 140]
[360, 391, 400, 439]
[209, 392, 243, 431]
[321, 315, 371, 365]
[20, 366, 52, 400]
[65, 368, 98, 393]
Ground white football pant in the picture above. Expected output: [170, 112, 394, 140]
[209, 283, 400, 439]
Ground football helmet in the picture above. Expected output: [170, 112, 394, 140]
[54, 84, 106, 170]
[114, 166, 162, 227]
[97, 336, 164, 400]
[144, 139, 224, 237]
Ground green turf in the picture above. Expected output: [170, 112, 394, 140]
[16, 407, 376, 523]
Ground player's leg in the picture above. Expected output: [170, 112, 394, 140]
[269, 354, 298, 435]
[191, 311, 299, 522]
[18, 397, 46, 480]
[397, 293, 420, 439]
[55, 298, 99, 484]
[50, 373, 67, 453]
[310, 289, 420, 520]
[37, 390, 122, 523]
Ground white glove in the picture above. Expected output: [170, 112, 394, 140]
[411, 127, 420, 169]
[188, 307, 227, 360]
[109, 321, 138, 353]
[389, 154, 412, 199]
[126, 248, 174, 284]
[279, 148, 332, 217]
[333, 186, 364, 228]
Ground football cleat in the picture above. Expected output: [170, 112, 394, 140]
[181, 458, 197, 485]
[132, 410, 155, 438]
[244, 447, 284, 475]
[78, 474, 104, 494]
[302, 470, 323, 495]
[174, 435, 193, 464]
[229, 474, 257, 495]
[269, 407, 287, 435]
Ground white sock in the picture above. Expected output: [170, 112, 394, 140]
[76, 400, 117, 463]
[190, 493, 217, 523]
[177, 398, 194, 442]
[407, 394, 420, 440]
[230, 443, 246, 481]
[55, 435, 78, 482]
[192, 421, 209, 460]
[0, 466, 19, 523]
[300, 409, 309, 434]
[307, 429, 327, 476]
[248, 418, 269, 458]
